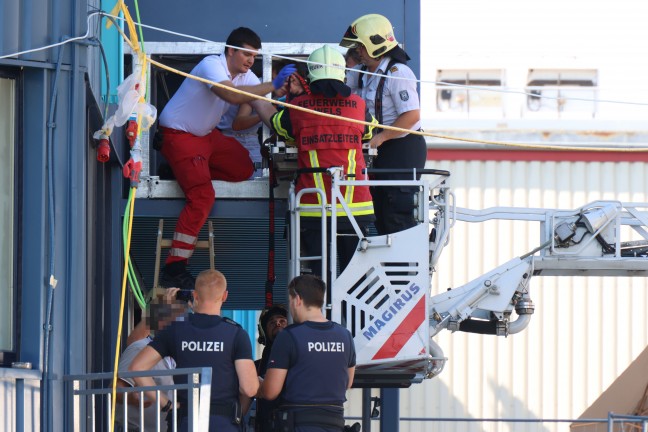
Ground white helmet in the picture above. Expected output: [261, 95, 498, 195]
[340, 14, 398, 58]
[307, 45, 346, 83]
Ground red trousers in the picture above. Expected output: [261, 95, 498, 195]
[160, 127, 254, 264]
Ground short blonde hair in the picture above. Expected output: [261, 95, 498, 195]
[195, 269, 227, 302]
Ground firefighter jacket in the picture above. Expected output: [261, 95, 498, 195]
[272, 93, 378, 218]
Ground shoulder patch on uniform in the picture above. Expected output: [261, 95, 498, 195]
[222, 317, 241, 327]
[399, 90, 410, 101]
[389, 66, 399, 73]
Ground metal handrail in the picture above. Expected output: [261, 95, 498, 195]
[64, 367, 212, 432]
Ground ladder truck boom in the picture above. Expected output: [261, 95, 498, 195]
[280, 156, 648, 387]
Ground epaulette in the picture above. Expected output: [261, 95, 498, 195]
[389, 65, 399, 73]
[222, 317, 241, 327]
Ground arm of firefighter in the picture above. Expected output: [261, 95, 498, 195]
[235, 358, 259, 398]
[269, 109, 294, 143]
[369, 109, 419, 148]
[129, 346, 170, 407]
[362, 111, 379, 142]
[258, 367, 287, 401]
[347, 366, 356, 390]
[251, 99, 279, 128]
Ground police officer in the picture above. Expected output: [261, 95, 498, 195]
[258, 275, 356, 431]
[340, 14, 427, 235]
[271, 45, 377, 277]
[130, 269, 259, 431]
[254, 305, 288, 431]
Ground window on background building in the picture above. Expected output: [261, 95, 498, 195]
[525, 69, 598, 118]
[436, 70, 504, 115]
[0, 70, 18, 365]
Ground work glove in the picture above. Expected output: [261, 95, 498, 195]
[272, 64, 297, 89]
[123, 149, 143, 186]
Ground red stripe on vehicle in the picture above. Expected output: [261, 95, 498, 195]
[372, 297, 426, 360]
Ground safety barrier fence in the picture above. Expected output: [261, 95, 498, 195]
[1, 367, 41, 432]
[346, 413, 648, 432]
[64, 367, 212, 432]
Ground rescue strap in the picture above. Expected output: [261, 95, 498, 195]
[265, 136, 278, 308]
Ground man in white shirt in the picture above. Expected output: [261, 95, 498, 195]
[157, 27, 295, 290]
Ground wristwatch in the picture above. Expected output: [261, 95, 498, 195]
[161, 400, 173, 413]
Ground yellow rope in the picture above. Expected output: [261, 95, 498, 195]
[109, 3, 145, 431]
[146, 57, 648, 153]
[110, 188, 137, 432]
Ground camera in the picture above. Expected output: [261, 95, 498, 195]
[176, 289, 194, 302]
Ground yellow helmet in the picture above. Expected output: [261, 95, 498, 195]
[307, 45, 346, 83]
[340, 14, 398, 58]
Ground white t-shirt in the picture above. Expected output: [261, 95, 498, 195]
[116, 337, 176, 432]
[159, 54, 261, 137]
[346, 56, 421, 132]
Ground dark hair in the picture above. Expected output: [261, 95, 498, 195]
[288, 275, 325, 309]
[257, 304, 288, 345]
[345, 48, 361, 64]
[147, 302, 174, 331]
[226, 27, 262, 53]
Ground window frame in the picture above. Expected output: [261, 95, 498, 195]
[0, 67, 22, 366]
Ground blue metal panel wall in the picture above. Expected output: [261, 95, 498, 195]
[123, 0, 421, 75]
[1, 0, 100, 430]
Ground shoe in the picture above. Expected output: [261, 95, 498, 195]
[159, 265, 195, 291]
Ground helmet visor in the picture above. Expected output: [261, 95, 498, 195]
[340, 25, 359, 48]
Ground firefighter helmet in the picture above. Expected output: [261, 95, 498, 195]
[340, 14, 398, 58]
[307, 45, 346, 83]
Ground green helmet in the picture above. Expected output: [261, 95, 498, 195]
[307, 45, 346, 83]
[340, 14, 398, 58]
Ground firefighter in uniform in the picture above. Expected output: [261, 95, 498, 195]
[340, 14, 427, 235]
[258, 275, 356, 431]
[130, 269, 259, 431]
[254, 305, 288, 431]
[157, 27, 295, 291]
[271, 45, 378, 277]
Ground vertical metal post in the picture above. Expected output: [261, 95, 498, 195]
[608, 412, 613, 432]
[362, 388, 372, 432]
[379, 388, 399, 432]
[16, 378, 24, 432]
[198, 368, 212, 431]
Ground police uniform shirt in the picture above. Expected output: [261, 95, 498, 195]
[346, 57, 421, 131]
[149, 313, 253, 407]
[267, 320, 356, 406]
[159, 54, 261, 137]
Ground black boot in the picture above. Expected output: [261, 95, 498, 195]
[159, 261, 195, 291]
